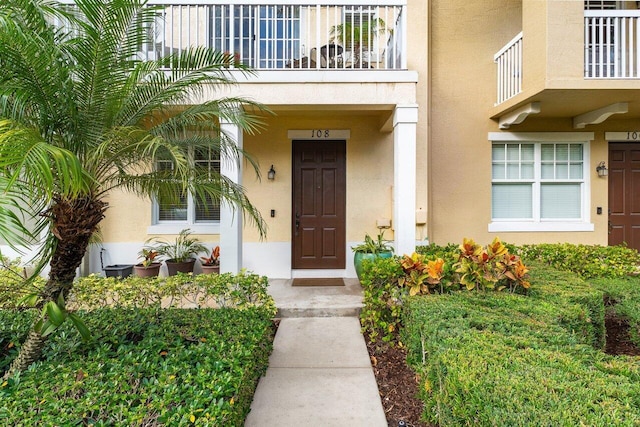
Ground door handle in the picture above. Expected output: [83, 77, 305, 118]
[295, 212, 300, 235]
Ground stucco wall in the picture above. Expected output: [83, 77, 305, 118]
[429, 0, 611, 247]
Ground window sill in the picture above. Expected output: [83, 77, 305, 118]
[147, 224, 221, 235]
[488, 222, 595, 232]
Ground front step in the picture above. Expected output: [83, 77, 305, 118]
[268, 278, 364, 318]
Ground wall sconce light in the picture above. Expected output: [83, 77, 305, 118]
[267, 165, 276, 180]
[596, 161, 608, 177]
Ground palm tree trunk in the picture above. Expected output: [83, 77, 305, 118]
[2, 196, 107, 380]
[2, 330, 47, 381]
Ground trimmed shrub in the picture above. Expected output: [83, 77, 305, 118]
[0, 307, 275, 426]
[68, 270, 276, 315]
[516, 243, 640, 278]
[403, 266, 640, 426]
[359, 257, 405, 344]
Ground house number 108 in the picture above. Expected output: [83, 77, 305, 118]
[627, 132, 640, 140]
[311, 129, 330, 138]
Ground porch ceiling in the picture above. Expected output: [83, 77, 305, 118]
[491, 88, 640, 124]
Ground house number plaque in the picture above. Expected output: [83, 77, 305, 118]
[606, 132, 640, 141]
[288, 129, 351, 140]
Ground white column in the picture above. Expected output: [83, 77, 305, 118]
[219, 120, 243, 274]
[393, 104, 418, 257]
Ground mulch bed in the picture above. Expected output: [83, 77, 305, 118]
[605, 311, 640, 356]
[365, 334, 435, 427]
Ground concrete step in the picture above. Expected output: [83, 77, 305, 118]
[268, 278, 364, 318]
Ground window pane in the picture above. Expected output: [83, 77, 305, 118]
[569, 144, 583, 160]
[556, 164, 568, 179]
[195, 193, 220, 222]
[541, 184, 581, 218]
[521, 163, 534, 179]
[492, 145, 505, 161]
[492, 184, 532, 219]
[556, 144, 568, 161]
[506, 163, 520, 179]
[570, 163, 583, 179]
[506, 144, 520, 161]
[541, 144, 554, 161]
[492, 163, 505, 179]
[541, 164, 554, 179]
[158, 193, 188, 221]
[521, 144, 534, 161]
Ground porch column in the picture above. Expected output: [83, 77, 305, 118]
[219, 119, 243, 274]
[393, 104, 418, 256]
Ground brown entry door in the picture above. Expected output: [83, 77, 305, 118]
[292, 140, 346, 269]
[609, 143, 640, 251]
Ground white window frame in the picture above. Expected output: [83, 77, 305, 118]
[488, 132, 595, 232]
[147, 148, 221, 235]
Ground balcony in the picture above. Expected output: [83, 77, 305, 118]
[124, 1, 406, 71]
[492, 6, 640, 126]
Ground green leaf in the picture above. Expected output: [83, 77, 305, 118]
[44, 301, 66, 326]
[39, 320, 58, 337]
[17, 293, 39, 307]
[68, 313, 92, 341]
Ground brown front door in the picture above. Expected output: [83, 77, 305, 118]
[292, 140, 346, 269]
[609, 143, 640, 251]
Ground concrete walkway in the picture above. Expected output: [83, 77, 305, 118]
[244, 279, 387, 427]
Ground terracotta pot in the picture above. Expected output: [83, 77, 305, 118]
[134, 263, 161, 278]
[353, 250, 393, 281]
[201, 264, 220, 275]
[165, 258, 196, 276]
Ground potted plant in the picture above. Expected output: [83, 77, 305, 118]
[133, 248, 161, 277]
[149, 228, 207, 276]
[329, 14, 387, 68]
[352, 231, 394, 280]
[200, 246, 220, 274]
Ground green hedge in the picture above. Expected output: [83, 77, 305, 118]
[516, 243, 640, 278]
[402, 265, 640, 426]
[0, 307, 274, 426]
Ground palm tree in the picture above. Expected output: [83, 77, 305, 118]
[0, 0, 268, 379]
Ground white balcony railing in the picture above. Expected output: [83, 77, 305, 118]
[63, 1, 405, 71]
[585, 10, 640, 78]
[494, 32, 523, 105]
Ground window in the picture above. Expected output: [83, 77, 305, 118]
[152, 148, 220, 233]
[584, 1, 618, 10]
[488, 133, 594, 232]
[209, 5, 301, 69]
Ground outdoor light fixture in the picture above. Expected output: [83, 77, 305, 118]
[267, 165, 276, 180]
[596, 161, 608, 177]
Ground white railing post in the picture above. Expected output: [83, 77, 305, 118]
[494, 32, 523, 105]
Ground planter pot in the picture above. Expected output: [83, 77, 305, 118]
[165, 258, 196, 276]
[353, 250, 393, 281]
[201, 264, 220, 275]
[134, 263, 161, 278]
[104, 264, 134, 279]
